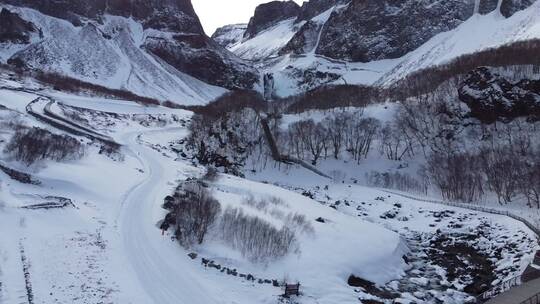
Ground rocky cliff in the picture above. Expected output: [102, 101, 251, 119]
[0, 8, 38, 44]
[243, 1, 300, 39]
[459, 67, 540, 123]
[315, 0, 535, 62]
[211, 24, 247, 49]
[228, 0, 536, 63]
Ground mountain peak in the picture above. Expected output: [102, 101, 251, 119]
[244, 1, 301, 39]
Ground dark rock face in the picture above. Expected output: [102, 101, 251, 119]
[0, 0, 203, 32]
[143, 36, 259, 90]
[295, 0, 337, 23]
[279, 21, 321, 55]
[478, 0, 535, 17]
[211, 24, 247, 48]
[0, 8, 38, 44]
[244, 1, 301, 38]
[458, 67, 540, 123]
[315, 0, 474, 62]
[500, 0, 536, 17]
[279, 0, 535, 62]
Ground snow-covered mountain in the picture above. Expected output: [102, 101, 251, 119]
[214, 0, 539, 97]
[377, 1, 540, 86]
[219, 0, 534, 62]
[0, 0, 259, 105]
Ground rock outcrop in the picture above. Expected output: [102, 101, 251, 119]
[458, 67, 540, 123]
[233, 0, 536, 63]
[211, 24, 247, 49]
[0, 0, 203, 32]
[244, 1, 301, 39]
[0, 8, 38, 44]
[295, 0, 338, 23]
[315, 0, 474, 62]
[314, 0, 535, 62]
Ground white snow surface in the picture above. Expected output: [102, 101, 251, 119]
[230, 18, 304, 61]
[0, 78, 538, 303]
[0, 86, 409, 304]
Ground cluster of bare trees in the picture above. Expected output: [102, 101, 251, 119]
[427, 152, 485, 203]
[281, 112, 381, 165]
[426, 146, 540, 207]
[284, 85, 379, 113]
[366, 170, 429, 195]
[395, 88, 540, 206]
[219, 206, 298, 263]
[5, 127, 85, 165]
[184, 63, 540, 209]
[161, 182, 221, 248]
[161, 181, 304, 262]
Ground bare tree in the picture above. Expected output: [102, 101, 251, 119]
[379, 123, 411, 161]
[288, 120, 328, 165]
[5, 127, 84, 165]
[428, 152, 484, 203]
[171, 183, 221, 247]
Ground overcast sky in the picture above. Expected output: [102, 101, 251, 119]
[192, 0, 303, 36]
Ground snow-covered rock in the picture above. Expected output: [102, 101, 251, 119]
[458, 67, 540, 122]
[0, 0, 260, 105]
[243, 0, 300, 39]
[211, 24, 247, 49]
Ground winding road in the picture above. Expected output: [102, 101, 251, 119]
[116, 130, 223, 304]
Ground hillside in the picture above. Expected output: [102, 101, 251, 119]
[0, 1, 259, 105]
[0, 0, 540, 303]
[213, 0, 540, 97]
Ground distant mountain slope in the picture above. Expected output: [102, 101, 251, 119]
[377, 1, 540, 86]
[0, 0, 260, 105]
[211, 24, 247, 49]
[226, 0, 534, 63]
[214, 0, 539, 98]
[229, 18, 304, 61]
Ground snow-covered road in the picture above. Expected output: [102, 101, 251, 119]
[117, 130, 222, 304]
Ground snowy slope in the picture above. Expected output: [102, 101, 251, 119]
[268, 0, 540, 96]
[211, 24, 247, 49]
[229, 18, 304, 61]
[377, 2, 540, 86]
[219, 0, 540, 96]
[0, 5, 228, 105]
[0, 80, 408, 304]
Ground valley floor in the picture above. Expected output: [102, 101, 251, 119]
[0, 84, 538, 304]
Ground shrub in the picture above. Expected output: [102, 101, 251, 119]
[202, 166, 219, 182]
[4, 127, 84, 165]
[427, 152, 484, 203]
[169, 183, 221, 247]
[188, 90, 266, 119]
[219, 207, 298, 263]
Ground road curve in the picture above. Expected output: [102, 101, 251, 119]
[117, 130, 221, 304]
